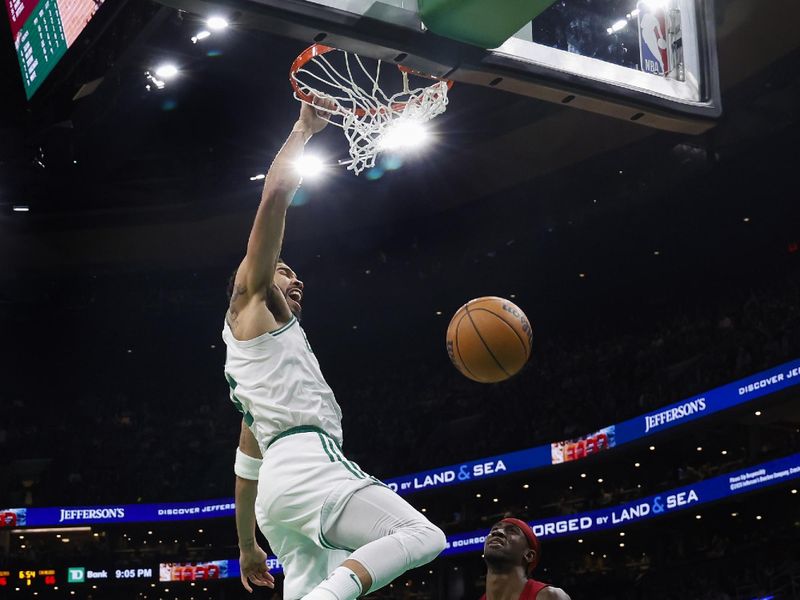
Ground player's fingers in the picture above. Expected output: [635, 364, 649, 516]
[251, 568, 274, 587]
[240, 572, 253, 593]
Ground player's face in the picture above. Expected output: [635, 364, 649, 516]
[274, 262, 304, 318]
[484, 522, 533, 571]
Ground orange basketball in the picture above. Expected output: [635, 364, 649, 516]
[446, 296, 533, 383]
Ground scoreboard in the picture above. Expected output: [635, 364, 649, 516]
[4, 0, 107, 98]
[0, 569, 58, 589]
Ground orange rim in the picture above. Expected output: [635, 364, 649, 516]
[289, 44, 453, 118]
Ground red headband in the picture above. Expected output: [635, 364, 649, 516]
[500, 518, 540, 573]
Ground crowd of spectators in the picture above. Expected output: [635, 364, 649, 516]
[1, 262, 797, 508]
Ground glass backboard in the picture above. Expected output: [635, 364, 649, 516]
[158, 0, 720, 133]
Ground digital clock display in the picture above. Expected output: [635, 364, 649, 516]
[115, 568, 154, 580]
[17, 569, 56, 586]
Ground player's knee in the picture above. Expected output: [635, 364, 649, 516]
[408, 520, 446, 564]
[427, 523, 447, 557]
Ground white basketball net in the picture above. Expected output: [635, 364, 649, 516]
[291, 47, 450, 175]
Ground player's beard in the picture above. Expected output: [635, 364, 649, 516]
[288, 298, 303, 322]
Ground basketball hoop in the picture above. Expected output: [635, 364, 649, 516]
[290, 44, 453, 175]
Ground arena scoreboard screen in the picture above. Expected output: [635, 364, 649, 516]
[4, 0, 106, 98]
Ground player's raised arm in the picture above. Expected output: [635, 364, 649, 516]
[234, 99, 332, 306]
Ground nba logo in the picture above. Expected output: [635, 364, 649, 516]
[637, 1, 670, 75]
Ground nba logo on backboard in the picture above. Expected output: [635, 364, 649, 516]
[637, 2, 670, 75]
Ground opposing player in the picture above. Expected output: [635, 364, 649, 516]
[223, 97, 446, 600]
[481, 518, 571, 600]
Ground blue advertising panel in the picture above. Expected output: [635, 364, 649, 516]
[5, 453, 797, 580]
[2, 361, 798, 528]
[441, 452, 800, 556]
[385, 359, 800, 495]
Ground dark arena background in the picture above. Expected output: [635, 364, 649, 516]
[1, 1, 800, 599]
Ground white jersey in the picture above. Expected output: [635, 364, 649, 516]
[222, 315, 344, 456]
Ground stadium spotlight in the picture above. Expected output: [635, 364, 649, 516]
[12, 205, 29, 212]
[154, 64, 179, 79]
[379, 121, 430, 151]
[754, 410, 762, 416]
[191, 30, 211, 43]
[206, 16, 229, 30]
[295, 154, 325, 178]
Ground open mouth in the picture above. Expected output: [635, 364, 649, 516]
[487, 538, 505, 547]
[287, 288, 303, 303]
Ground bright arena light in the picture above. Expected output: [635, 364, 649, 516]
[295, 154, 325, 178]
[610, 19, 628, 33]
[154, 64, 179, 79]
[206, 16, 229, 30]
[379, 121, 430, 151]
[191, 30, 211, 43]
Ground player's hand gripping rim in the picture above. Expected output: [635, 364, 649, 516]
[239, 545, 275, 593]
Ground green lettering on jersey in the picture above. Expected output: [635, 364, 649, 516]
[225, 372, 254, 426]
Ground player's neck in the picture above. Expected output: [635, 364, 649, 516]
[485, 569, 528, 600]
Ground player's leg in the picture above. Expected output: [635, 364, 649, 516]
[261, 521, 340, 600]
[302, 484, 446, 600]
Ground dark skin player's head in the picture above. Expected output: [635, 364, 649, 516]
[274, 261, 304, 319]
[227, 259, 304, 320]
[484, 520, 537, 576]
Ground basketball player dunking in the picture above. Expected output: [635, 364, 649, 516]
[222, 97, 446, 600]
[481, 519, 571, 600]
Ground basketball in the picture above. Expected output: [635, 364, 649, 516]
[446, 296, 533, 383]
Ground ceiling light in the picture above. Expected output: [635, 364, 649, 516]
[249, 173, 266, 181]
[754, 410, 761, 416]
[295, 154, 325, 178]
[12, 205, 30, 212]
[154, 64, 179, 79]
[580, 473, 587, 478]
[649, 445, 655, 451]
[696, 446, 703, 451]
[191, 30, 211, 43]
[634, 462, 640, 467]
[206, 16, 229, 30]
[379, 121, 430, 151]
[597, 478, 603, 483]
